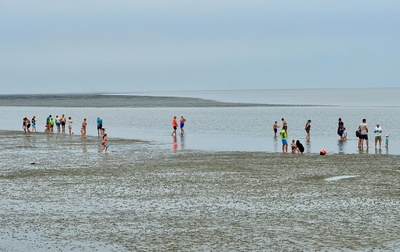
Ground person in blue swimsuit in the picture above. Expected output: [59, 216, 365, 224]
[180, 116, 186, 135]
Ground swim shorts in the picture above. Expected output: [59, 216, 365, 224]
[282, 139, 287, 145]
[180, 123, 184, 128]
[361, 134, 368, 140]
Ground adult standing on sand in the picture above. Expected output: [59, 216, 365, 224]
[171, 116, 178, 137]
[81, 118, 87, 138]
[358, 118, 368, 148]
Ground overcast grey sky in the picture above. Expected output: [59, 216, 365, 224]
[1, 0, 399, 94]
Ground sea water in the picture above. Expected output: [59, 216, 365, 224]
[0, 88, 399, 155]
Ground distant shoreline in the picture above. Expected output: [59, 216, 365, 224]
[0, 94, 319, 108]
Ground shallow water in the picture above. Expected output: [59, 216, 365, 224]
[0, 104, 398, 155]
[1, 131, 400, 251]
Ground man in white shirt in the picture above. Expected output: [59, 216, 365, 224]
[374, 123, 383, 149]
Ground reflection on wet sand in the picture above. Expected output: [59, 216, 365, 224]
[1, 130, 400, 251]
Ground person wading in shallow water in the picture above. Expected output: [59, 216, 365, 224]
[171, 116, 178, 137]
[180, 116, 186, 135]
[305, 119, 311, 141]
[81, 118, 87, 138]
[280, 126, 288, 153]
[337, 118, 345, 140]
[358, 118, 368, 149]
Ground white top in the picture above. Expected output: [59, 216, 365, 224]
[374, 126, 382, 137]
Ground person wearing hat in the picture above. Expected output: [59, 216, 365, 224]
[374, 123, 383, 149]
[305, 119, 312, 141]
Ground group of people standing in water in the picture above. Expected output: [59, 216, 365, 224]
[338, 118, 388, 149]
[273, 118, 307, 154]
[171, 116, 186, 137]
[273, 117, 389, 154]
[22, 114, 108, 153]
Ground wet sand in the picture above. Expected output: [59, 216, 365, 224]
[0, 94, 274, 108]
[1, 130, 400, 251]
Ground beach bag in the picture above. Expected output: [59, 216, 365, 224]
[355, 130, 360, 137]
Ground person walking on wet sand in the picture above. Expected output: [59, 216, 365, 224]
[101, 133, 108, 153]
[171, 116, 178, 137]
[280, 126, 288, 153]
[180, 116, 186, 134]
[81, 118, 87, 138]
[358, 118, 368, 148]
[22, 117, 29, 134]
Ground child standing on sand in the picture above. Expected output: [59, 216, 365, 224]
[102, 134, 108, 153]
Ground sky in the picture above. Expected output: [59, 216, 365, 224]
[1, 0, 399, 94]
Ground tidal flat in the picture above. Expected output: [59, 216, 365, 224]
[1, 130, 400, 251]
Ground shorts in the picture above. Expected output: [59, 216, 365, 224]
[180, 123, 184, 128]
[27, 124, 31, 129]
[56, 122, 61, 126]
[274, 128, 277, 133]
[375, 136, 382, 142]
[173, 126, 177, 130]
[282, 139, 287, 145]
[61, 122, 66, 126]
[361, 134, 368, 140]
[97, 124, 102, 130]
[339, 130, 344, 136]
